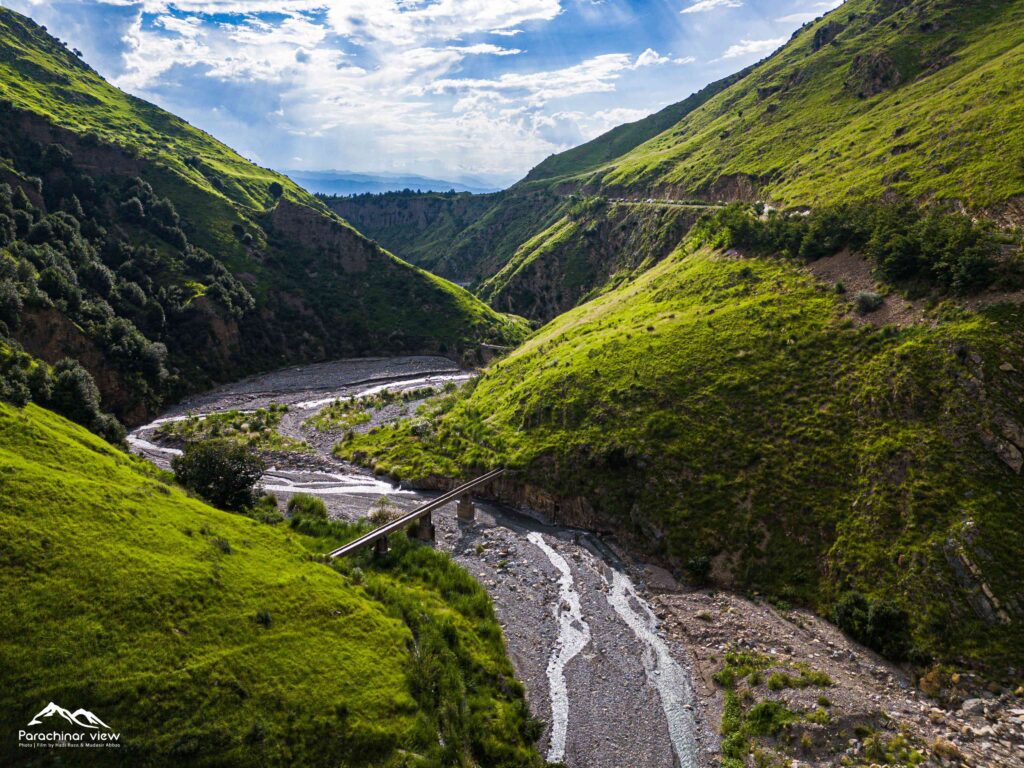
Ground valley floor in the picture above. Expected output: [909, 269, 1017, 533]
[129, 356, 1024, 768]
[128, 356, 718, 768]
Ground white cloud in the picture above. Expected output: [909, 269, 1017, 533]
[430, 49, 665, 107]
[719, 36, 787, 59]
[681, 0, 743, 14]
[632, 48, 669, 68]
[51, 0, 705, 177]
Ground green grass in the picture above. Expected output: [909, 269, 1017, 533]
[0, 402, 543, 767]
[336, 238, 1024, 667]
[592, 0, 1024, 209]
[156, 405, 308, 451]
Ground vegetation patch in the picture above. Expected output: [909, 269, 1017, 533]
[0, 402, 544, 767]
[306, 386, 442, 433]
[158, 404, 307, 451]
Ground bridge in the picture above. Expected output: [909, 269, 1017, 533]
[328, 468, 505, 558]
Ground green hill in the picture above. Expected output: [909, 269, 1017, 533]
[0, 401, 543, 767]
[338, 215, 1024, 669]
[592, 0, 1024, 210]
[0, 8, 525, 427]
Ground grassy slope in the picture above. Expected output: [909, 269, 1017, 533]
[339, 243, 1024, 667]
[0, 403, 542, 767]
[0, 9, 525, 364]
[0, 9, 298, 250]
[595, 0, 1024, 208]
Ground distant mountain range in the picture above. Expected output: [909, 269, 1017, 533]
[282, 169, 504, 196]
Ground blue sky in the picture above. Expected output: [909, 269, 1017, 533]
[9, 0, 842, 185]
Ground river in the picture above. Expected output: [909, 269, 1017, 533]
[128, 355, 715, 768]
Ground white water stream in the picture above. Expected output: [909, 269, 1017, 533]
[127, 358, 705, 767]
[527, 531, 593, 764]
[606, 569, 700, 768]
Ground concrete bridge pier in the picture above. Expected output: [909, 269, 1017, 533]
[408, 512, 435, 542]
[457, 493, 475, 522]
[374, 537, 389, 557]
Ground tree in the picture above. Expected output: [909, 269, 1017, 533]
[49, 358, 102, 426]
[268, 181, 284, 199]
[172, 439, 266, 511]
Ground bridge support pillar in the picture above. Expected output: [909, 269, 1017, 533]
[457, 493, 475, 523]
[374, 537, 389, 557]
[408, 513, 435, 542]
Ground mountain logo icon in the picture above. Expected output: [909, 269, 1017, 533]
[27, 702, 112, 730]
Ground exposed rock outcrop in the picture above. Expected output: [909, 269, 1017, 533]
[847, 51, 904, 98]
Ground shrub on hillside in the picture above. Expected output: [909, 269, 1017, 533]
[286, 493, 328, 522]
[832, 591, 912, 661]
[172, 438, 266, 511]
[0, 352, 124, 443]
[697, 201, 1005, 294]
[854, 290, 883, 314]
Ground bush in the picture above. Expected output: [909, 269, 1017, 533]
[172, 439, 266, 511]
[250, 494, 284, 524]
[854, 290, 884, 314]
[268, 181, 284, 199]
[286, 493, 328, 522]
[696, 201, 1004, 294]
[686, 555, 712, 585]
[49, 357, 102, 426]
[833, 591, 912, 661]
[0, 279, 22, 328]
[368, 495, 402, 525]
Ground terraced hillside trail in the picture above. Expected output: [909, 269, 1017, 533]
[128, 356, 716, 768]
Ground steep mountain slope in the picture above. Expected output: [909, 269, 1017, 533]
[0, 402, 543, 767]
[327, 188, 568, 285]
[328, 191, 499, 279]
[592, 0, 1024, 211]
[332, 0, 1024, 322]
[339, 219, 1024, 669]
[0, 8, 525, 426]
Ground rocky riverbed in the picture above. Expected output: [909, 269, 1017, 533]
[129, 356, 717, 768]
[129, 355, 1024, 768]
